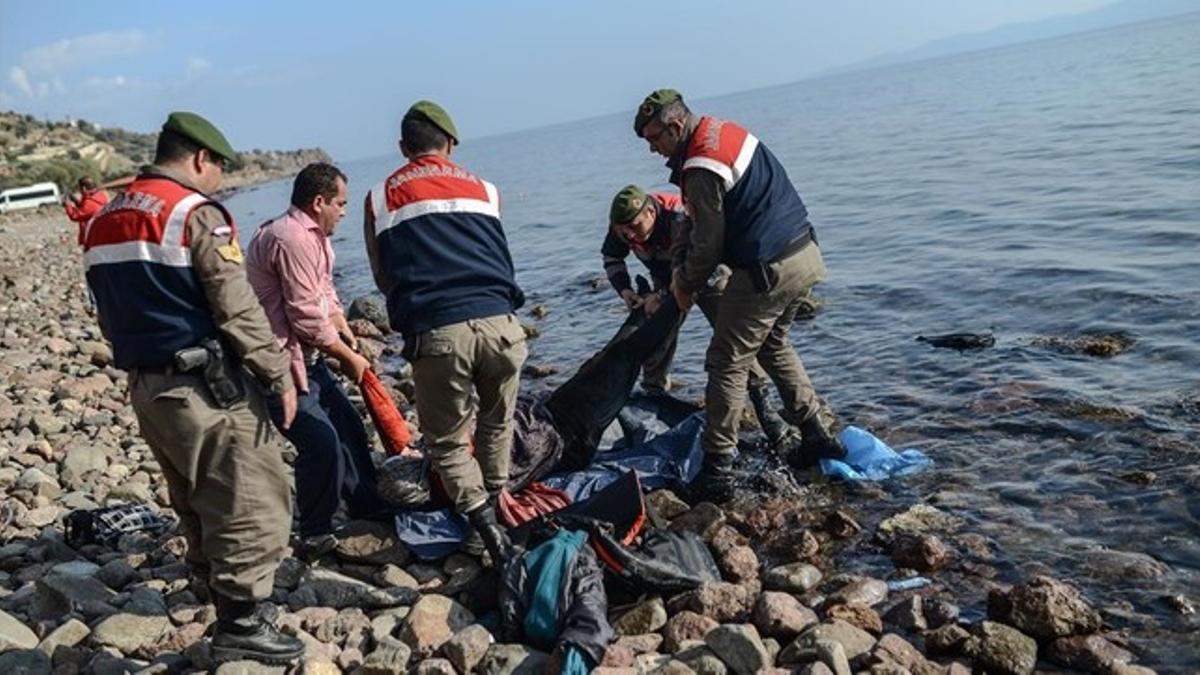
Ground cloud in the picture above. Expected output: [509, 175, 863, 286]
[83, 75, 142, 89]
[186, 56, 212, 79]
[21, 29, 152, 74]
[8, 66, 34, 97]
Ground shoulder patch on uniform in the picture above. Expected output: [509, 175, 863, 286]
[217, 239, 244, 263]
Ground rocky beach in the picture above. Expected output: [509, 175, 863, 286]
[0, 209, 1177, 674]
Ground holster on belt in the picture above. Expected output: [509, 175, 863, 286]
[173, 338, 246, 408]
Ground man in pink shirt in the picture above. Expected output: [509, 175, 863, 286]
[246, 162, 389, 559]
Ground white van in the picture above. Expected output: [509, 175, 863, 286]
[0, 182, 62, 214]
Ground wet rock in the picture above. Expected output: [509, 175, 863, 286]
[647, 490, 691, 520]
[1032, 333, 1133, 358]
[782, 620, 877, 666]
[478, 643, 550, 675]
[876, 505, 963, 545]
[716, 545, 759, 583]
[826, 578, 888, 608]
[923, 598, 959, 629]
[90, 613, 173, 654]
[0, 649, 51, 674]
[442, 623, 493, 673]
[882, 596, 925, 632]
[987, 575, 1101, 640]
[360, 639, 412, 675]
[924, 623, 970, 656]
[822, 510, 862, 539]
[1162, 593, 1196, 615]
[663, 611, 720, 652]
[615, 597, 668, 635]
[753, 591, 818, 639]
[670, 502, 726, 540]
[1080, 548, 1169, 581]
[528, 304, 550, 319]
[521, 364, 558, 379]
[347, 296, 390, 333]
[825, 604, 882, 636]
[1047, 634, 1134, 673]
[675, 582, 756, 623]
[704, 624, 769, 675]
[767, 528, 821, 562]
[916, 332, 995, 350]
[763, 562, 823, 593]
[889, 534, 954, 573]
[398, 594, 475, 659]
[0, 608, 40, 651]
[967, 621, 1037, 675]
[870, 633, 927, 672]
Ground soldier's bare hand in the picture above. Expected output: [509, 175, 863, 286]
[278, 388, 298, 430]
[620, 288, 644, 311]
[643, 293, 663, 316]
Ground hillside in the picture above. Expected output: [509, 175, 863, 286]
[0, 111, 330, 193]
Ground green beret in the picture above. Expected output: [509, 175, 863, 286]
[633, 88, 682, 135]
[162, 111, 237, 162]
[405, 100, 459, 145]
[610, 184, 651, 226]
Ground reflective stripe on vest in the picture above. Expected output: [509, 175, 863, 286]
[84, 192, 206, 269]
[682, 118, 760, 192]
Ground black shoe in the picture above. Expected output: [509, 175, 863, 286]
[212, 598, 304, 665]
[786, 415, 847, 469]
[295, 532, 338, 562]
[687, 453, 738, 504]
[466, 503, 512, 563]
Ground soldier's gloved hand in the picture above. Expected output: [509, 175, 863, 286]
[278, 388, 298, 430]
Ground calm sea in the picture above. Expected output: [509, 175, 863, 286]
[228, 14, 1200, 668]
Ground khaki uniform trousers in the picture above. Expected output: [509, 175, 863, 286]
[130, 370, 292, 601]
[409, 314, 528, 514]
[641, 282, 772, 393]
[703, 242, 828, 456]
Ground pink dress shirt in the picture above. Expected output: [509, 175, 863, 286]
[245, 206, 343, 392]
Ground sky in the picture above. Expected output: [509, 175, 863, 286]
[0, 0, 1116, 161]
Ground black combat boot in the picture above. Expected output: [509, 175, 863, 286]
[212, 595, 304, 665]
[747, 379, 799, 450]
[466, 502, 513, 563]
[786, 414, 848, 470]
[687, 452, 739, 504]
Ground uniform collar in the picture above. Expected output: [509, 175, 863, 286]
[665, 114, 701, 186]
[139, 164, 205, 194]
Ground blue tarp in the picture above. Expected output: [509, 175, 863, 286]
[819, 425, 933, 481]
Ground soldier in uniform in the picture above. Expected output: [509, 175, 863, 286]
[363, 101, 527, 561]
[633, 89, 847, 503]
[603, 184, 797, 448]
[83, 112, 303, 665]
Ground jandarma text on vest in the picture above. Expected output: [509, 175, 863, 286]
[386, 163, 480, 191]
[98, 191, 167, 219]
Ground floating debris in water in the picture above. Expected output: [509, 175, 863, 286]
[916, 332, 995, 350]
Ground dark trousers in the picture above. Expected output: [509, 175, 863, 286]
[269, 360, 389, 537]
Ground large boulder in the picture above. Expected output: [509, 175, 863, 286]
[987, 575, 1102, 640]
